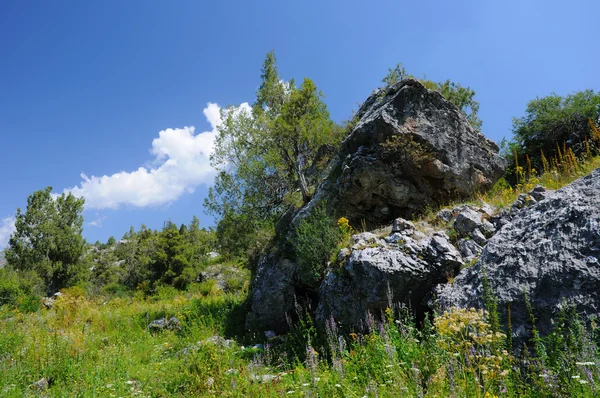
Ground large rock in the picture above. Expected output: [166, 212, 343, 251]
[317, 223, 463, 329]
[437, 169, 600, 344]
[248, 253, 298, 333]
[310, 79, 505, 225]
[250, 78, 506, 332]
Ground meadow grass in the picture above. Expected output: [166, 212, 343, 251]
[3, 285, 600, 397]
[2, 155, 600, 397]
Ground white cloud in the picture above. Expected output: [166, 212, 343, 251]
[0, 216, 15, 250]
[88, 216, 107, 228]
[65, 102, 251, 210]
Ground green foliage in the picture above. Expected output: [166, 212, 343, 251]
[507, 90, 600, 180]
[291, 204, 340, 288]
[272, 77, 339, 203]
[381, 63, 409, 86]
[6, 187, 86, 294]
[382, 63, 482, 129]
[0, 268, 22, 306]
[206, 51, 342, 259]
[150, 228, 191, 287]
[2, 272, 600, 396]
[380, 133, 435, 172]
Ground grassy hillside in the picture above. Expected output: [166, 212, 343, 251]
[2, 267, 600, 397]
[2, 157, 600, 397]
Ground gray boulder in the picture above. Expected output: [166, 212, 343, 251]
[250, 78, 506, 333]
[307, 78, 505, 226]
[42, 292, 63, 310]
[453, 207, 495, 238]
[437, 169, 600, 344]
[248, 253, 297, 333]
[148, 316, 181, 332]
[317, 225, 463, 329]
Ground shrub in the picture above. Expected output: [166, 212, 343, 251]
[0, 269, 22, 307]
[291, 203, 341, 288]
[505, 91, 600, 182]
[17, 294, 41, 313]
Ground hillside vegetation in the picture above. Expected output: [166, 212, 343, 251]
[1, 52, 600, 396]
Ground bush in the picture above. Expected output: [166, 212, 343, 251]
[0, 268, 43, 310]
[16, 294, 41, 313]
[291, 203, 341, 288]
[0, 270, 21, 307]
[102, 282, 129, 298]
[507, 90, 600, 181]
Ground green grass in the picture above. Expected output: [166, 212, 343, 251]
[3, 281, 600, 397]
[2, 158, 600, 396]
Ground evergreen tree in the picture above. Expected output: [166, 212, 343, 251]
[205, 50, 341, 256]
[6, 187, 86, 294]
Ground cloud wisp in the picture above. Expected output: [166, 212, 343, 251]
[65, 102, 251, 210]
[0, 216, 15, 250]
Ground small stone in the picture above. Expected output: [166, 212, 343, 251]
[392, 218, 415, 233]
[529, 185, 547, 202]
[337, 248, 351, 262]
[30, 378, 49, 391]
[458, 239, 483, 261]
[203, 336, 234, 347]
[250, 374, 277, 383]
[470, 228, 487, 246]
[454, 207, 485, 237]
[436, 208, 454, 223]
[148, 316, 181, 332]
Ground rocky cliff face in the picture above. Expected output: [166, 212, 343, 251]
[309, 79, 506, 226]
[249, 79, 506, 332]
[437, 169, 600, 344]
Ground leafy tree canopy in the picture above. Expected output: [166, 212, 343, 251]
[511, 90, 600, 162]
[205, 50, 342, 257]
[6, 187, 86, 294]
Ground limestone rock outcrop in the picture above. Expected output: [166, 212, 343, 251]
[249, 79, 506, 332]
[437, 169, 600, 343]
[313, 78, 506, 225]
[317, 222, 463, 328]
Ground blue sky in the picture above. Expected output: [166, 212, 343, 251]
[1, 0, 599, 247]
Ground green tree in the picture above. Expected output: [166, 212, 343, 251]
[272, 78, 338, 203]
[150, 227, 192, 289]
[205, 105, 280, 257]
[116, 224, 156, 290]
[6, 187, 86, 294]
[87, 242, 123, 293]
[187, 216, 216, 266]
[253, 49, 288, 118]
[511, 90, 600, 169]
[206, 50, 341, 257]
[382, 63, 482, 130]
